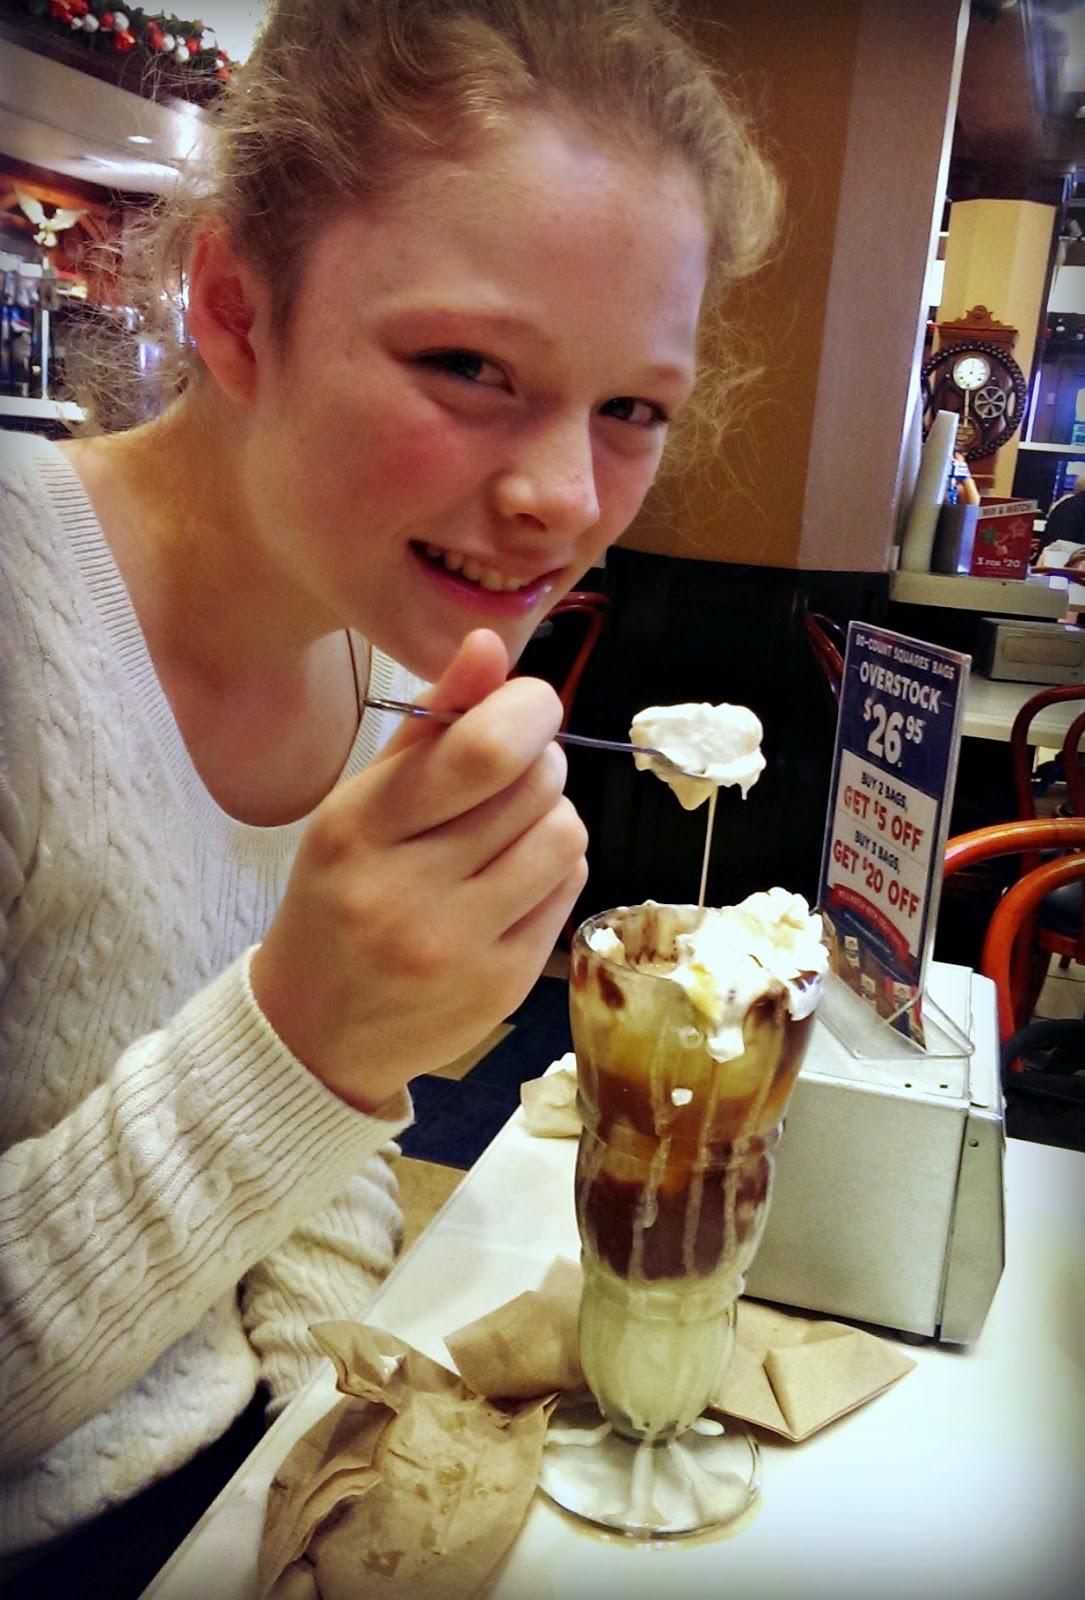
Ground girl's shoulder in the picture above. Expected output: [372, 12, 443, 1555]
[0, 432, 82, 548]
[0, 427, 63, 486]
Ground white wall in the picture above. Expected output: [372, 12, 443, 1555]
[797, 0, 970, 572]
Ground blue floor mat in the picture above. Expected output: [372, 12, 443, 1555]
[397, 976, 573, 1169]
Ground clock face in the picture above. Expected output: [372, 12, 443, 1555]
[952, 353, 991, 391]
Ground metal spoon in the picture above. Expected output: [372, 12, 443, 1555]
[361, 695, 706, 786]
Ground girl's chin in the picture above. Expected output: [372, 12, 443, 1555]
[391, 546, 566, 675]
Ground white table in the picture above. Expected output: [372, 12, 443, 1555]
[143, 1112, 1084, 1600]
[961, 673, 1082, 745]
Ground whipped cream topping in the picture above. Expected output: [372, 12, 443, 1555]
[588, 889, 827, 1062]
[630, 702, 766, 810]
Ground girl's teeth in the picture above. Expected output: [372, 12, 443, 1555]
[423, 544, 528, 592]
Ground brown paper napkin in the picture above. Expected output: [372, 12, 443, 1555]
[445, 1259, 583, 1400]
[259, 1322, 550, 1600]
[713, 1300, 916, 1441]
[445, 1261, 914, 1443]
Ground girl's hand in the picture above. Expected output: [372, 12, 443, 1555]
[250, 629, 588, 1111]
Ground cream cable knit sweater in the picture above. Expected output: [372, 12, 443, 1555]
[0, 434, 426, 1553]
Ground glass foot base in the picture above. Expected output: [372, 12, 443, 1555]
[539, 1390, 760, 1537]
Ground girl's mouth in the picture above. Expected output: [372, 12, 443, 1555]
[417, 542, 535, 591]
[411, 541, 558, 613]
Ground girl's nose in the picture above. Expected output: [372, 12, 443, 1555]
[490, 417, 601, 536]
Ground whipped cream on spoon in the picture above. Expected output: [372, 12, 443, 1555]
[629, 702, 766, 907]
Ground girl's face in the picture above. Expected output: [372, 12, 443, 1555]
[240, 115, 709, 681]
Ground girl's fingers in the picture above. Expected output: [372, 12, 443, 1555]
[408, 740, 570, 881]
[356, 674, 566, 844]
[497, 858, 589, 966]
[455, 793, 589, 936]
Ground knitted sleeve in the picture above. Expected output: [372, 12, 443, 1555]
[0, 440, 422, 1482]
[239, 1153, 405, 1416]
[0, 952, 410, 1472]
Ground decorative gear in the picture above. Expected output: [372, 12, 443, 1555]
[920, 338, 1028, 462]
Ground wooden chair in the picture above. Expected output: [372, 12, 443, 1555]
[943, 816, 1085, 1063]
[1009, 683, 1085, 829]
[802, 609, 846, 711]
[524, 590, 611, 730]
[1063, 709, 1085, 816]
[517, 590, 609, 948]
[1004, 684, 1085, 1015]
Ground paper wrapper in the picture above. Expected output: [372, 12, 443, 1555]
[259, 1322, 550, 1600]
[713, 1300, 916, 1441]
[445, 1260, 583, 1400]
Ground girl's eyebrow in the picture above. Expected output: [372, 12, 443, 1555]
[384, 303, 555, 344]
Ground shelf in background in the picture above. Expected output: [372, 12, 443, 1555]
[1016, 442, 1085, 459]
[0, 396, 85, 424]
[890, 570, 1070, 618]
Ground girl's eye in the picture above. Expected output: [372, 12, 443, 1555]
[416, 349, 506, 387]
[600, 396, 669, 428]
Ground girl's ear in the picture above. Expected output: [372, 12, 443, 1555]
[185, 226, 265, 403]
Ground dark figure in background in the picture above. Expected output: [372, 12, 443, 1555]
[1037, 476, 1085, 556]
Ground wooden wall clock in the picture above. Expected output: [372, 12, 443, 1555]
[919, 338, 1028, 461]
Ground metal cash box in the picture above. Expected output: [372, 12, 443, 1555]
[745, 963, 1004, 1343]
[974, 616, 1085, 684]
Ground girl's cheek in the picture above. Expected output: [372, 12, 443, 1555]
[596, 452, 661, 535]
[371, 416, 487, 489]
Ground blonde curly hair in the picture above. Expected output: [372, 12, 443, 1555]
[76, 0, 781, 462]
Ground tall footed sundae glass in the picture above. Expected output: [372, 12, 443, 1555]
[540, 893, 825, 1537]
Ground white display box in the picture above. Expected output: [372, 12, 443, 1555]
[746, 963, 1004, 1343]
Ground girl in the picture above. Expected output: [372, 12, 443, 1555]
[0, 1, 779, 1589]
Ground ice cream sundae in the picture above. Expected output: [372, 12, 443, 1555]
[543, 699, 826, 1534]
[570, 894, 825, 1443]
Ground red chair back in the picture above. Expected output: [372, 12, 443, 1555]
[1064, 710, 1085, 817]
[943, 817, 1085, 1054]
[540, 591, 611, 729]
[1009, 682, 1085, 840]
[803, 611, 846, 710]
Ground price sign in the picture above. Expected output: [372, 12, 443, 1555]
[818, 623, 968, 1043]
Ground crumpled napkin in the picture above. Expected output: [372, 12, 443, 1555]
[445, 1258, 914, 1443]
[446, 1259, 583, 1400]
[259, 1322, 550, 1600]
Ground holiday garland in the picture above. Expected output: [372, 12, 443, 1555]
[18, 1, 235, 84]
